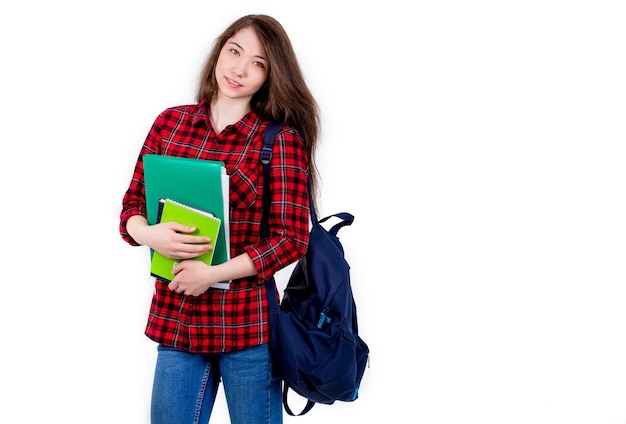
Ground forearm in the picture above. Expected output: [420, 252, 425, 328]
[171, 252, 258, 295]
[126, 215, 149, 246]
[215, 253, 257, 282]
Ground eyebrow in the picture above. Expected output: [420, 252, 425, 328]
[228, 41, 267, 61]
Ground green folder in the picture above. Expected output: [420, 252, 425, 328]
[143, 154, 230, 289]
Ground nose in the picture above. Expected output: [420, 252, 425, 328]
[233, 59, 247, 78]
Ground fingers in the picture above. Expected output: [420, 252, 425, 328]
[173, 242, 213, 260]
[168, 266, 187, 293]
[164, 222, 212, 245]
[168, 280, 183, 293]
[164, 222, 197, 234]
[159, 221, 212, 248]
[177, 234, 213, 246]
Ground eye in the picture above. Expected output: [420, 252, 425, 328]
[253, 61, 266, 69]
[229, 48, 240, 56]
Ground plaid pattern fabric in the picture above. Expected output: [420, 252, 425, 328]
[120, 102, 310, 352]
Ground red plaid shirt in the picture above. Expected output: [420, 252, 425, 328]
[120, 102, 310, 353]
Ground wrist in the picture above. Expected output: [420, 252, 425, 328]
[127, 215, 149, 245]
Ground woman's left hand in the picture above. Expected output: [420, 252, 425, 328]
[168, 260, 213, 296]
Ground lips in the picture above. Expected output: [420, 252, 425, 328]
[225, 77, 242, 88]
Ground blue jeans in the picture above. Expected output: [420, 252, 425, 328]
[151, 343, 283, 424]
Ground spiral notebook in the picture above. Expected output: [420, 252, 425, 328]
[150, 198, 221, 283]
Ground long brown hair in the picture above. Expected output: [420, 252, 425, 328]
[197, 14, 321, 203]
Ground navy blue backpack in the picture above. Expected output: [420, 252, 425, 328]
[261, 124, 370, 416]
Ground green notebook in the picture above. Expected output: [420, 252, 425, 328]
[150, 198, 221, 282]
[143, 154, 230, 289]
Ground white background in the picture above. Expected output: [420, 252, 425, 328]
[1, 1, 625, 423]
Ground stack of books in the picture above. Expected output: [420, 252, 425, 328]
[143, 154, 230, 289]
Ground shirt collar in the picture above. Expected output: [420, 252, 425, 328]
[192, 101, 263, 135]
[191, 101, 211, 127]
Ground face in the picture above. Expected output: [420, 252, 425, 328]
[214, 27, 268, 102]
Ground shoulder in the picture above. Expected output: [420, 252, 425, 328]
[263, 122, 303, 145]
[264, 122, 308, 168]
[241, 114, 304, 153]
[276, 123, 305, 155]
[241, 114, 302, 145]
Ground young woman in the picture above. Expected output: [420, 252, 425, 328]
[119, 14, 320, 424]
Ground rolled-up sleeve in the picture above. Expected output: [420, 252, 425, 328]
[119, 114, 162, 245]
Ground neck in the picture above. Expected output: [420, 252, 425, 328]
[210, 96, 251, 134]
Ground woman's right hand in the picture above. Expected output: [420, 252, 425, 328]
[126, 215, 213, 259]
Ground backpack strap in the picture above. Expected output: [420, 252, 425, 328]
[319, 212, 354, 236]
[260, 122, 284, 317]
[260, 122, 317, 417]
[260, 123, 284, 239]
[283, 385, 315, 416]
